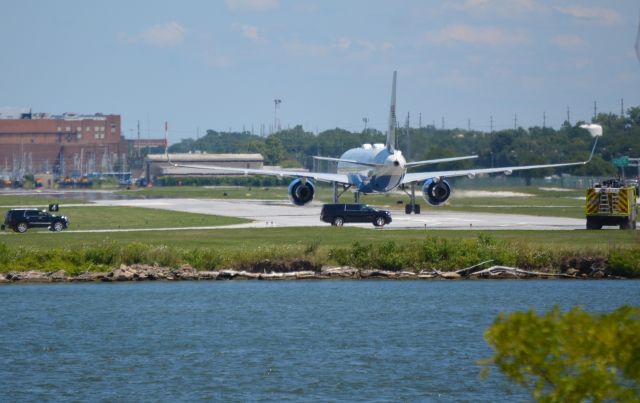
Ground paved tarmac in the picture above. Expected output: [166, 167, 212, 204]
[93, 198, 589, 230]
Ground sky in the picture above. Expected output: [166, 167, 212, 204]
[1, 0, 639, 143]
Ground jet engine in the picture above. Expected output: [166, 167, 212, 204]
[288, 178, 315, 206]
[422, 178, 451, 206]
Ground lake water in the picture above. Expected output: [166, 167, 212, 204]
[1, 280, 638, 402]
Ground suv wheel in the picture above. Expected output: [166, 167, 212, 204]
[332, 217, 344, 227]
[373, 216, 386, 227]
[52, 222, 64, 232]
[16, 222, 28, 233]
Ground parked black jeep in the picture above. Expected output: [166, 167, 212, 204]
[320, 204, 392, 227]
[2, 208, 69, 233]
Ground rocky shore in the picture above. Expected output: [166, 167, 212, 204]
[0, 261, 617, 283]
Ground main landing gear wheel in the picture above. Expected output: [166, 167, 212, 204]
[374, 217, 386, 227]
[405, 203, 421, 214]
[332, 217, 344, 227]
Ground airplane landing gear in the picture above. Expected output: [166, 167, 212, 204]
[402, 183, 421, 214]
[405, 203, 421, 214]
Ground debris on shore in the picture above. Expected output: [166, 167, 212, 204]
[0, 259, 617, 283]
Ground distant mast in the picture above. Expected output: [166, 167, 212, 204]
[636, 9, 640, 65]
[387, 71, 397, 153]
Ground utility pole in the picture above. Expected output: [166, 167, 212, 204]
[418, 112, 422, 129]
[490, 115, 493, 133]
[543, 111, 546, 129]
[467, 118, 471, 131]
[593, 101, 597, 120]
[566, 106, 571, 125]
[405, 112, 410, 159]
[441, 116, 445, 130]
[362, 117, 368, 132]
[514, 113, 517, 130]
[621, 98, 625, 117]
[137, 120, 141, 158]
[273, 99, 282, 134]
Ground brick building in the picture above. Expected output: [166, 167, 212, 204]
[0, 109, 128, 177]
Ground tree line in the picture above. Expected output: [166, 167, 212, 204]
[169, 106, 640, 178]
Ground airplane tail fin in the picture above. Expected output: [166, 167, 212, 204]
[387, 71, 397, 153]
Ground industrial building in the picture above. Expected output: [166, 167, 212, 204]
[0, 108, 128, 179]
[145, 153, 264, 183]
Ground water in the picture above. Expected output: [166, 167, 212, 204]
[1, 280, 638, 402]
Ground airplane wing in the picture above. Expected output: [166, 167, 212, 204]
[402, 130, 601, 185]
[402, 159, 592, 184]
[406, 155, 478, 168]
[169, 162, 350, 184]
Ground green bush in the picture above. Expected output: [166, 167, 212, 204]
[608, 249, 640, 278]
[83, 241, 120, 266]
[119, 242, 150, 265]
[148, 245, 180, 268]
[328, 236, 524, 271]
[0, 242, 10, 265]
[184, 248, 222, 270]
[484, 306, 640, 402]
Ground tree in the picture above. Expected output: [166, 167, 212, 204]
[483, 306, 640, 402]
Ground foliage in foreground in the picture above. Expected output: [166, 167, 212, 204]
[0, 235, 638, 277]
[483, 306, 640, 402]
[328, 235, 605, 274]
[0, 241, 317, 275]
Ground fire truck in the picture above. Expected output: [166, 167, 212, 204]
[585, 179, 637, 230]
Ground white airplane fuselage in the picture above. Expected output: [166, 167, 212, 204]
[337, 145, 406, 193]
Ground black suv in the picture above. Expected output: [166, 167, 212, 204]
[320, 204, 392, 227]
[2, 208, 69, 233]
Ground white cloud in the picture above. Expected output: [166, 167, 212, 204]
[552, 34, 586, 49]
[422, 24, 528, 46]
[239, 24, 265, 42]
[285, 37, 393, 59]
[119, 21, 186, 47]
[555, 6, 623, 26]
[447, 0, 537, 15]
[285, 40, 330, 57]
[335, 37, 351, 50]
[225, 0, 278, 12]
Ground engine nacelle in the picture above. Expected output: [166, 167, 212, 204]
[288, 178, 315, 206]
[422, 178, 451, 206]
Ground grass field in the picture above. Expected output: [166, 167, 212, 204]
[1, 185, 636, 252]
[1, 226, 637, 251]
[1, 185, 596, 220]
[0, 206, 248, 231]
[0, 195, 89, 207]
[1, 188, 638, 275]
[117, 185, 591, 218]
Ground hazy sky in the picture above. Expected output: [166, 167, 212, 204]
[1, 0, 639, 142]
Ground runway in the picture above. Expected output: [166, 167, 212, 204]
[93, 198, 588, 230]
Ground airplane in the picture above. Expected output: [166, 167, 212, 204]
[169, 71, 602, 214]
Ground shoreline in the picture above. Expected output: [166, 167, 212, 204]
[0, 263, 623, 284]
